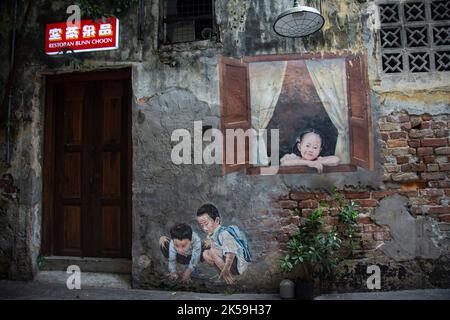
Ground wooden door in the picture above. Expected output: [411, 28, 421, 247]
[43, 69, 131, 258]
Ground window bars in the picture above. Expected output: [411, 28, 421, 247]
[161, 0, 214, 44]
[379, 0, 450, 74]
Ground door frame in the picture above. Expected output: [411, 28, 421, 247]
[42, 68, 133, 257]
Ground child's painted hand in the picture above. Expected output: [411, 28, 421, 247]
[167, 272, 179, 281]
[219, 268, 235, 285]
[181, 269, 193, 284]
[203, 239, 212, 249]
[306, 160, 323, 173]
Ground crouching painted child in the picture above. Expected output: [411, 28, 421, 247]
[159, 223, 202, 283]
[196, 204, 251, 285]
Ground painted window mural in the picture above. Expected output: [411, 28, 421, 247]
[249, 58, 350, 171]
[220, 53, 374, 175]
[159, 204, 251, 285]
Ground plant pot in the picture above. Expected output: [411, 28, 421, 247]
[295, 280, 315, 300]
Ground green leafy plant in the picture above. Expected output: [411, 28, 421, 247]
[37, 254, 46, 269]
[78, 0, 138, 20]
[333, 188, 360, 257]
[280, 207, 342, 283]
[280, 188, 362, 285]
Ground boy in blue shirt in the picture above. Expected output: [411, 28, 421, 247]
[159, 223, 202, 283]
[196, 204, 251, 285]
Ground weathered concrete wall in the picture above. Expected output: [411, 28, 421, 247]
[0, 0, 448, 293]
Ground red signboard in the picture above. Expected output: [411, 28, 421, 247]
[45, 17, 119, 55]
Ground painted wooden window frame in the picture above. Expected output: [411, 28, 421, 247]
[219, 52, 375, 176]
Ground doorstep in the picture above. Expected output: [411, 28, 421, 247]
[40, 256, 132, 274]
[35, 271, 132, 290]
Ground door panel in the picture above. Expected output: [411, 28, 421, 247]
[48, 71, 131, 258]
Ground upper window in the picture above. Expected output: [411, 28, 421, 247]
[379, 0, 450, 74]
[219, 53, 375, 175]
[160, 0, 215, 44]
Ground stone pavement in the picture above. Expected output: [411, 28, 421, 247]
[0, 279, 449, 300]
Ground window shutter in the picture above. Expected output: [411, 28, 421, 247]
[219, 56, 251, 175]
[347, 54, 374, 171]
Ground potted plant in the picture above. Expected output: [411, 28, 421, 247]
[280, 189, 360, 299]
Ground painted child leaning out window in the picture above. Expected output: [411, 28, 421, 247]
[280, 128, 340, 173]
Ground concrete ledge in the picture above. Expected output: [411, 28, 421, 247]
[40, 256, 132, 274]
[35, 271, 132, 290]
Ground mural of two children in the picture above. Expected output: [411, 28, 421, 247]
[159, 204, 251, 285]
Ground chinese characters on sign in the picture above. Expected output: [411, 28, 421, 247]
[45, 17, 119, 55]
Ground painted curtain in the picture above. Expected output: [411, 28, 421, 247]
[249, 61, 287, 165]
[305, 58, 350, 163]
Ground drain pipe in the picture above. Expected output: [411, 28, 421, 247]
[6, 0, 18, 164]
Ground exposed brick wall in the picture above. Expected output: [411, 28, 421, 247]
[379, 112, 449, 189]
[265, 112, 449, 289]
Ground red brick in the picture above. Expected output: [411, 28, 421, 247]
[422, 114, 432, 121]
[434, 129, 449, 138]
[278, 200, 298, 209]
[398, 114, 411, 123]
[396, 156, 410, 164]
[380, 132, 389, 141]
[390, 148, 410, 156]
[298, 199, 319, 209]
[392, 172, 419, 182]
[421, 121, 431, 129]
[410, 116, 422, 128]
[401, 163, 426, 172]
[435, 147, 450, 155]
[387, 114, 410, 123]
[431, 121, 447, 129]
[385, 165, 401, 173]
[290, 216, 301, 225]
[439, 163, 450, 171]
[301, 209, 314, 217]
[439, 215, 450, 222]
[390, 131, 408, 139]
[421, 138, 448, 147]
[345, 192, 371, 199]
[313, 193, 328, 201]
[398, 190, 419, 197]
[400, 122, 411, 130]
[423, 155, 436, 164]
[372, 190, 397, 199]
[409, 129, 434, 138]
[363, 224, 376, 232]
[357, 215, 373, 224]
[437, 181, 450, 188]
[373, 231, 390, 241]
[387, 140, 408, 148]
[355, 199, 378, 207]
[428, 206, 450, 214]
[379, 123, 401, 132]
[417, 147, 434, 156]
[427, 164, 440, 172]
[419, 189, 444, 197]
[421, 172, 446, 181]
[408, 139, 421, 148]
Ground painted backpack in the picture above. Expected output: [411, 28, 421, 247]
[216, 225, 252, 262]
